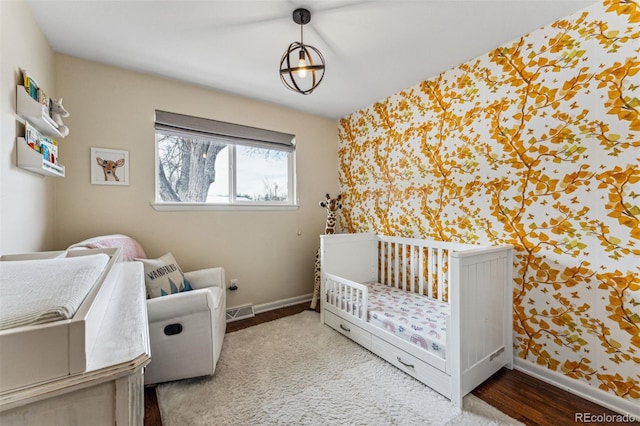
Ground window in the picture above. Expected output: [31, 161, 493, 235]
[154, 111, 296, 210]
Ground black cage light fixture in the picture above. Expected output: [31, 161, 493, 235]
[279, 8, 325, 95]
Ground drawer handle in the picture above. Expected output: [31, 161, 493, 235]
[339, 324, 351, 332]
[397, 356, 414, 369]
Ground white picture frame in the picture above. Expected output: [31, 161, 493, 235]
[91, 147, 129, 185]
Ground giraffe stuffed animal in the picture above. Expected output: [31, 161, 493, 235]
[310, 193, 342, 311]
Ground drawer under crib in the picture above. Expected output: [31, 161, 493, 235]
[371, 334, 451, 399]
[324, 310, 371, 350]
[325, 308, 452, 399]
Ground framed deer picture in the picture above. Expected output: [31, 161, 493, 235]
[91, 147, 129, 185]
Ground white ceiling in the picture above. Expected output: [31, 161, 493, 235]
[27, 0, 598, 120]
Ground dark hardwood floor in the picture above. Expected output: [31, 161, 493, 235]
[144, 303, 637, 426]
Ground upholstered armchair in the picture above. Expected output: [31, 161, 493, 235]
[67, 235, 226, 385]
[144, 266, 226, 384]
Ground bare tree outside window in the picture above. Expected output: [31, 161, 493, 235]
[156, 132, 293, 204]
[157, 134, 227, 202]
[260, 178, 287, 201]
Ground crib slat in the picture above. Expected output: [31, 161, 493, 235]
[419, 247, 425, 295]
[344, 281, 349, 313]
[353, 287, 357, 317]
[404, 244, 407, 289]
[379, 241, 384, 283]
[334, 281, 338, 306]
[437, 248, 444, 301]
[400, 244, 406, 291]
[407, 244, 411, 292]
[409, 244, 415, 293]
[387, 242, 392, 286]
[352, 287, 357, 316]
[394, 243, 399, 289]
[352, 286, 357, 316]
[428, 248, 434, 299]
[332, 280, 337, 306]
[444, 253, 449, 302]
[329, 280, 334, 305]
[391, 243, 395, 288]
[400, 244, 404, 291]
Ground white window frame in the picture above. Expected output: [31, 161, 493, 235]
[152, 111, 298, 211]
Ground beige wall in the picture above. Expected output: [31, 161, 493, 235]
[54, 55, 339, 308]
[1, 0, 57, 254]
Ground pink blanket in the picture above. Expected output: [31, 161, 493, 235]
[68, 234, 147, 261]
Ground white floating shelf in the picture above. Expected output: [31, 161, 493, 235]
[16, 137, 65, 177]
[16, 85, 64, 139]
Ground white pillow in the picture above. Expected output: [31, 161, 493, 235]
[137, 252, 193, 298]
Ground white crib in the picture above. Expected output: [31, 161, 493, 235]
[320, 233, 514, 409]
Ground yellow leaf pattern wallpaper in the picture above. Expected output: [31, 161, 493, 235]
[338, 0, 639, 406]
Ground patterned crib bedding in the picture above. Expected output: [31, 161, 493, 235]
[366, 282, 449, 359]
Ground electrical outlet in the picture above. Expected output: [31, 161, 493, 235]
[229, 279, 238, 291]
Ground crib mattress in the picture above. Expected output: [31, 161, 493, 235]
[366, 282, 449, 359]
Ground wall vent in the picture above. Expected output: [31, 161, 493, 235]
[226, 304, 255, 322]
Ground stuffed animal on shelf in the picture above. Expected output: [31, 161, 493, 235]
[50, 98, 69, 137]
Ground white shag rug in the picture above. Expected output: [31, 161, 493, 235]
[156, 311, 522, 426]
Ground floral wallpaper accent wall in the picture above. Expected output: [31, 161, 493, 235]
[338, 0, 639, 404]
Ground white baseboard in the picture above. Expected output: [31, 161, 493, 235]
[226, 294, 312, 317]
[515, 359, 639, 419]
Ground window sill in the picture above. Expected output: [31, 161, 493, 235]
[150, 202, 299, 212]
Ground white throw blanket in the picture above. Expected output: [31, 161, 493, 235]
[0, 254, 109, 330]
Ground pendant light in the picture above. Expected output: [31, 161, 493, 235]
[279, 8, 326, 95]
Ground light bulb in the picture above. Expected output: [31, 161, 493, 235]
[297, 52, 308, 78]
